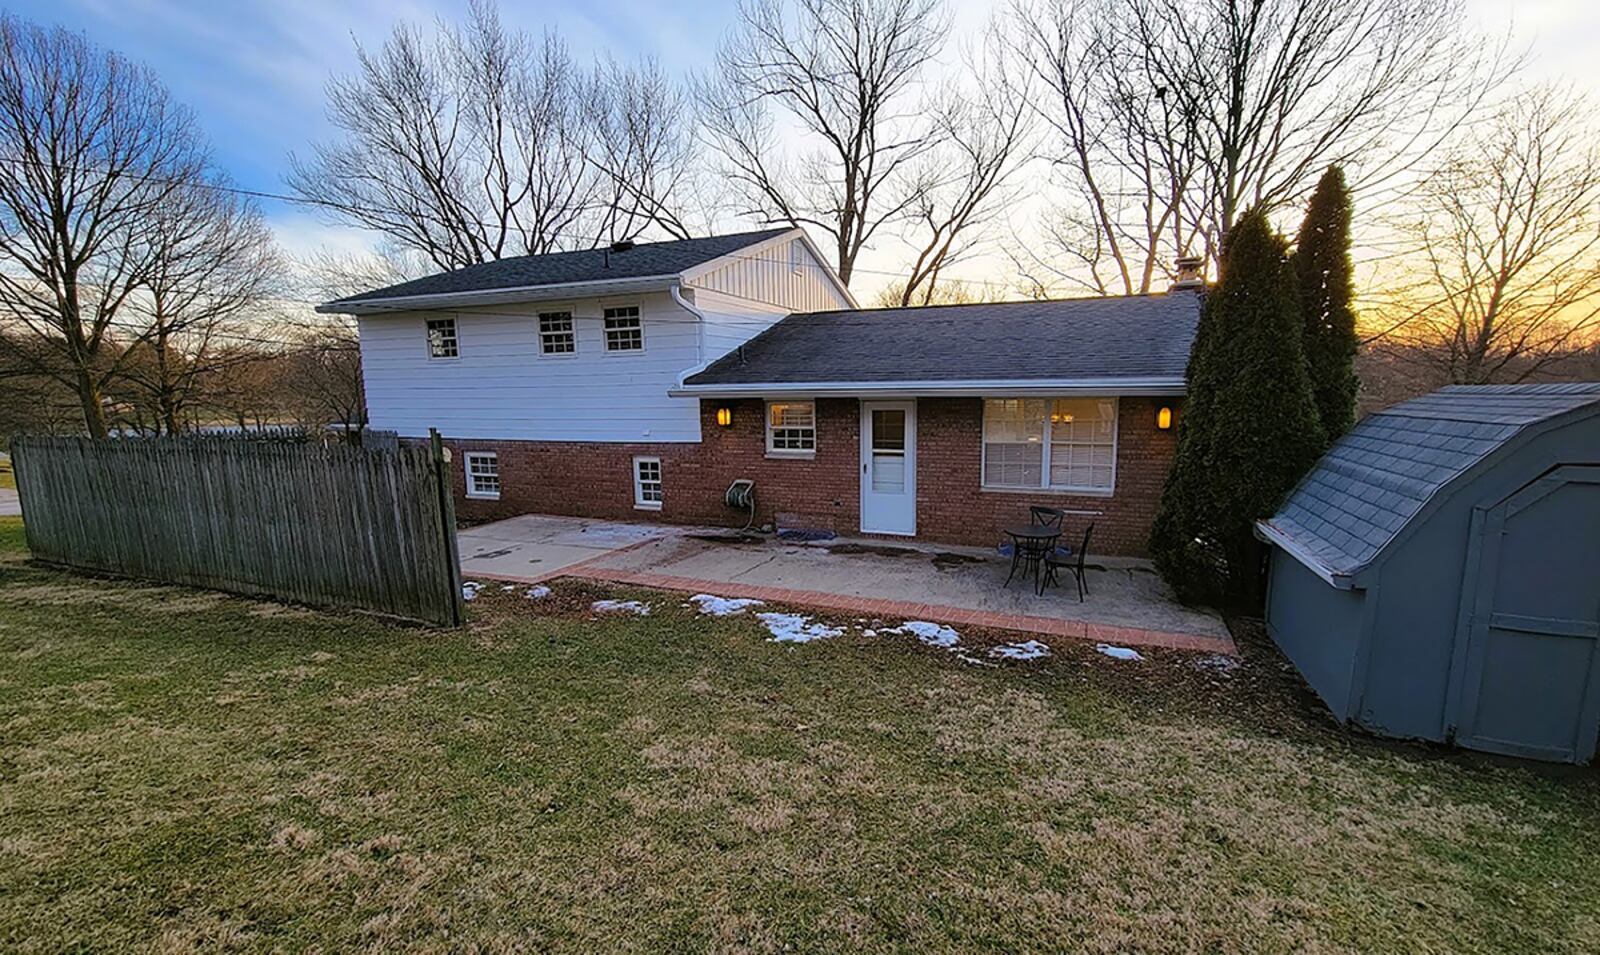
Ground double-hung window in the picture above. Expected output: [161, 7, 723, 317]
[538, 311, 575, 355]
[982, 398, 1117, 492]
[633, 456, 663, 510]
[426, 318, 458, 359]
[464, 451, 500, 499]
[766, 401, 816, 455]
[603, 306, 643, 352]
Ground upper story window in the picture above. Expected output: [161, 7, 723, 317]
[766, 400, 816, 455]
[538, 311, 575, 355]
[982, 398, 1117, 493]
[789, 238, 804, 275]
[464, 451, 500, 499]
[426, 318, 458, 359]
[603, 306, 643, 352]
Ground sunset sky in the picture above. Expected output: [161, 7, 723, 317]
[9, 0, 1598, 302]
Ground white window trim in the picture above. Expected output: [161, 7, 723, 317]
[425, 316, 460, 361]
[602, 303, 645, 355]
[979, 397, 1119, 496]
[463, 451, 500, 500]
[536, 306, 578, 358]
[632, 455, 663, 510]
[765, 398, 817, 459]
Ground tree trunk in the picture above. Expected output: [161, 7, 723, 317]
[75, 367, 109, 439]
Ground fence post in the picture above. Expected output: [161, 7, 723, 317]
[430, 428, 466, 627]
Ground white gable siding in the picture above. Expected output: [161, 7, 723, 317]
[689, 236, 850, 312]
[358, 291, 703, 442]
[690, 287, 795, 367]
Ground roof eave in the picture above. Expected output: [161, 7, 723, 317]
[669, 377, 1187, 399]
[317, 274, 681, 315]
[1254, 519, 1359, 590]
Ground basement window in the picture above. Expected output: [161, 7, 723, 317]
[603, 306, 643, 351]
[633, 456, 663, 510]
[426, 318, 458, 359]
[464, 452, 500, 499]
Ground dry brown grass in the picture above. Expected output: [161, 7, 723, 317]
[2, 520, 1599, 952]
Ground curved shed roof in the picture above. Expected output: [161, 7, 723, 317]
[1257, 383, 1600, 586]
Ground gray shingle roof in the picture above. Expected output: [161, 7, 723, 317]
[683, 293, 1202, 386]
[325, 229, 793, 308]
[1261, 383, 1600, 580]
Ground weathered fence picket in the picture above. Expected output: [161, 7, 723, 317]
[9, 436, 465, 627]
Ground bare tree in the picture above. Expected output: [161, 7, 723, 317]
[117, 179, 280, 434]
[1014, 0, 1502, 292]
[0, 14, 208, 437]
[282, 328, 366, 433]
[587, 57, 708, 242]
[697, 0, 948, 286]
[892, 31, 1034, 306]
[1384, 88, 1600, 384]
[1012, 0, 1202, 295]
[291, 1, 699, 271]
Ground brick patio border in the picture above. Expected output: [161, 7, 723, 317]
[466, 555, 1238, 656]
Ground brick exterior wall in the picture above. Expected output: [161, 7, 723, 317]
[441, 395, 1178, 556]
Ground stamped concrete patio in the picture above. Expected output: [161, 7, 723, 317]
[458, 515, 1234, 654]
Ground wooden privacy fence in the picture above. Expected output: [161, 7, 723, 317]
[10, 434, 464, 627]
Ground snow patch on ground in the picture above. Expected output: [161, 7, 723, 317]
[592, 599, 651, 615]
[461, 581, 484, 601]
[756, 612, 844, 643]
[991, 640, 1052, 661]
[690, 594, 766, 617]
[525, 585, 552, 600]
[861, 629, 877, 637]
[888, 620, 962, 649]
[1095, 643, 1144, 662]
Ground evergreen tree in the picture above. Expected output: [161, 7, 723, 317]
[1293, 166, 1359, 442]
[1150, 210, 1325, 607]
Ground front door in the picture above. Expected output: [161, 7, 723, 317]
[860, 401, 916, 536]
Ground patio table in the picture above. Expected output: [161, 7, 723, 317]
[1004, 525, 1063, 595]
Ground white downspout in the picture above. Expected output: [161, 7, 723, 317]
[671, 282, 714, 388]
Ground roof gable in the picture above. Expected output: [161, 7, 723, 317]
[321, 229, 796, 312]
[1259, 383, 1600, 584]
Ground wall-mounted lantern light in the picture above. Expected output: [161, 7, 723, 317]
[1156, 406, 1174, 430]
[715, 406, 733, 428]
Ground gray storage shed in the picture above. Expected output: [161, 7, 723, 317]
[1257, 383, 1600, 763]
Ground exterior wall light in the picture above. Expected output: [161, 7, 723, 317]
[715, 406, 733, 428]
[1157, 406, 1174, 430]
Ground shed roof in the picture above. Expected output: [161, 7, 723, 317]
[678, 293, 1201, 393]
[1258, 383, 1600, 585]
[320, 228, 795, 312]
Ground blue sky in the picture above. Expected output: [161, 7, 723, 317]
[7, 0, 745, 258]
[7, 0, 1597, 287]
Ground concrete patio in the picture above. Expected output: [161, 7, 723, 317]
[458, 514, 1234, 654]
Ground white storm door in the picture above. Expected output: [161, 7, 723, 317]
[860, 401, 916, 536]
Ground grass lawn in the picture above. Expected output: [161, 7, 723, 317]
[3, 516, 1599, 952]
[0, 457, 13, 490]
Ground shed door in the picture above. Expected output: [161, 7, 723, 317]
[1452, 466, 1600, 763]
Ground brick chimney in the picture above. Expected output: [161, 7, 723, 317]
[1171, 256, 1205, 291]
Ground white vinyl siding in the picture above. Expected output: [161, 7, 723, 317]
[982, 398, 1118, 493]
[603, 306, 643, 352]
[464, 451, 500, 499]
[357, 292, 704, 442]
[426, 318, 458, 359]
[538, 311, 575, 355]
[766, 400, 816, 455]
[688, 234, 853, 312]
[633, 456, 662, 509]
